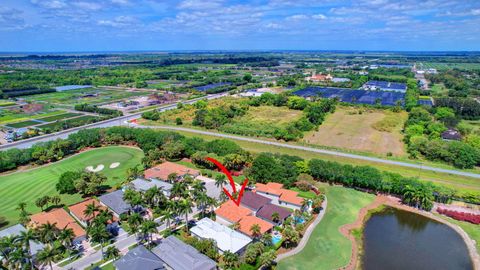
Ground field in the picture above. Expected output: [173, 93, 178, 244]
[36, 115, 99, 130]
[5, 120, 41, 128]
[460, 120, 480, 135]
[421, 62, 480, 71]
[36, 112, 82, 122]
[0, 146, 144, 227]
[0, 109, 65, 125]
[430, 84, 449, 96]
[302, 107, 407, 156]
[171, 129, 480, 195]
[278, 184, 375, 270]
[22, 88, 152, 106]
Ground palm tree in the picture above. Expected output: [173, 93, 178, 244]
[36, 222, 59, 245]
[259, 249, 277, 269]
[86, 224, 110, 259]
[301, 199, 310, 212]
[171, 181, 189, 199]
[178, 199, 193, 232]
[231, 221, 240, 230]
[250, 224, 261, 239]
[140, 219, 158, 244]
[293, 210, 302, 226]
[167, 172, 178, 183]
[0, 235, 17, 265]
[127, 212, 143, 236]
[214, 174, 227, 189]
[194, 193, 210, 218]
[104, 246, 120, 260]
[16, 202, 27, 213]
[36, 245, 58, 270]
[161, 204, 175, 229]
[58, 228, 75, 249]
[271, 212, 280, 224]
[50, 196, 61, 207]
[84, 202, 101, 225]
[123, 189, 144, 211]
[16, 229, 37, 270]
[222, 251, 239, 269]
[93, 210, 114, 226]
[8, 246, 28, 270]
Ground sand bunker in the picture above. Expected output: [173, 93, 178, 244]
[109, 162, 120, 169]
[86, 164, 104, 172]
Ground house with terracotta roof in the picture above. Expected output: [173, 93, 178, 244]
[237, 215, 273, 237]
[240, 191, 271, 214]
[256, 203, 292, 225]
[144, 161, 200, 182]
[255, 182, 305, 210]
[306, 73, 333, 82]
[29, 208, 86, 244]
[215, 201, 252, 225]
[68, 198, 115, 227]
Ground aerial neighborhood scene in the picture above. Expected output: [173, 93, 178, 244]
[1, 0, 480, 270]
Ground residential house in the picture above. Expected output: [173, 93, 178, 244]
[0, 224, 44, 257]
[215, 201, 252, 225]
[68, 198, 119, 235]
[306, 73, 333, 82]
[240, 191, 271, 214]
[255, 182, 305, 210]
[190, 218, 252, 254]
[152, 236, 216, 270]
[29, 208, 86, 244]
[144, 162, 200, 182]
[237, 215, 273, 238]
[256, 203, 292, 225]
[99, 190, 132, 218]
[129, 178, 173, 197]
[196, 175, 238, 200]
[114, 245, 167, 270]
[441, 129, 462, 141]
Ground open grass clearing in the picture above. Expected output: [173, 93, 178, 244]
[171, 129, 480, 195]
[0, 110, 65, 125]
[302, 107, 407, 156]
[0, 146, 143, 227]
[277, 184, 375, 270]
[5, 120, 40, 128]
[36, 115, 99, 130]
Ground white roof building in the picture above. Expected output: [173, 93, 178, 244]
[190, 218, 252, 254]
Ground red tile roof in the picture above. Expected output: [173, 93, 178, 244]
[68, 198, 115, 223]
[238, 215, 273, 237]
[30, 208, 86, 238]
[280, 190, 304, 206]
[255, 182, 304, 206]
[215, 201, 252, 223]
[255, 183, 284, 196]
[144, 161, 200, 180]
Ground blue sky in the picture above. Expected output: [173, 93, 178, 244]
[1, 0, 480, 52]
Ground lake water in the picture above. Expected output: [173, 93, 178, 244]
[362, 207, 473, 270]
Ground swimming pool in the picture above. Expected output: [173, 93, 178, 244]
[294, 216, 305, 224]
[272, 234, 282, 245]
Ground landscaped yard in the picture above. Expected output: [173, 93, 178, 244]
[0, 146, 143, 227]
[277, 184, 375, 270]
[302, 106, 407, 156]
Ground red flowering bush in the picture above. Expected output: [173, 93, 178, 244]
[437, 208, 480, 225]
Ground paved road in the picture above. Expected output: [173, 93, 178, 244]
[136, 125, 480, 179]
[0, 93, 226, 150]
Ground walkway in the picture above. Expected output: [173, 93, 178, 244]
[276, 197, 328, 261]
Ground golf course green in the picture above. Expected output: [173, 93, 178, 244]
[0, 146, 144, 227]
[277, 184, 375, 270]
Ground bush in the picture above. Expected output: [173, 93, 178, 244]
[437, 208, 480, 225]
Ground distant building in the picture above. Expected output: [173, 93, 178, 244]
[362, 80, 407, 93]
[237, 215, 273, 237]
[68, 198, 116, 227]
[441, 129, 462, 141]
[152, 236, 216, 270]
[129, 178, 173, 197]
[255, 182, 305, 210]
[306, 73, 333, 82]
[190, 218, 252, 254]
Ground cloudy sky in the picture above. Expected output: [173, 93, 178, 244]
[1, 0, 480, 52]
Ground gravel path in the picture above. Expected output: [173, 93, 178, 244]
[276, 197, 328, 261]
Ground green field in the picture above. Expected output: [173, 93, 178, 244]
[36, 112, 83, 122]
[0, 146, 144, 227]
[422, 62, 480, 71]
[5, 120, 40, 128]
[278, 184, 375, 270]
[22, 88, 151, 106]
[36, 115, 99, 130]
[0, 110, 65, 125]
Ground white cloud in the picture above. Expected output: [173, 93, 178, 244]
[31, 0, 67, 9]
[98, 15, 137, 27]
[312, 14, 327, 20]
[72, 2, 103, 11]
[471, 9, 480, 15]
[177, 0, 223, 10]
[286, 14, 308, 21]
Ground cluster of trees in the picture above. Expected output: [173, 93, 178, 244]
[426, 70, 477, 97]
[74, 103, 123, 117]
[192, 102, 248, 129]
[56, 171, 107, 196]
[404, 107, 480, 169]
[434, 97, 480, 120]
[246, 153, 302, 187]
[405, 78, 419, 111]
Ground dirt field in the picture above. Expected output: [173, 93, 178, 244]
[302, 107, 407, 156]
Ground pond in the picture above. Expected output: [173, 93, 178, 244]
[362, 207, 473, 270]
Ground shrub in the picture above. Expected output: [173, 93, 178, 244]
[437, 208, 480, 225]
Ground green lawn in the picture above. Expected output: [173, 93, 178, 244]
[278, 184, 375, 270]
[0, 146, 144, 227]
[35, 112, 83, 122]
[5, 120, 40, 128]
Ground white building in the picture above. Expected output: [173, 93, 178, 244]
[190, 218, 252, 254]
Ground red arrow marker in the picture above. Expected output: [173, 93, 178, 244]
[206, 157, 249, 206]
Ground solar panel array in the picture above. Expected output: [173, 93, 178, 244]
[363, 80, 407, 92]
[293, 87, 405, 106]
[194, 82, 232, 92]
[418, 99, 433, 106]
